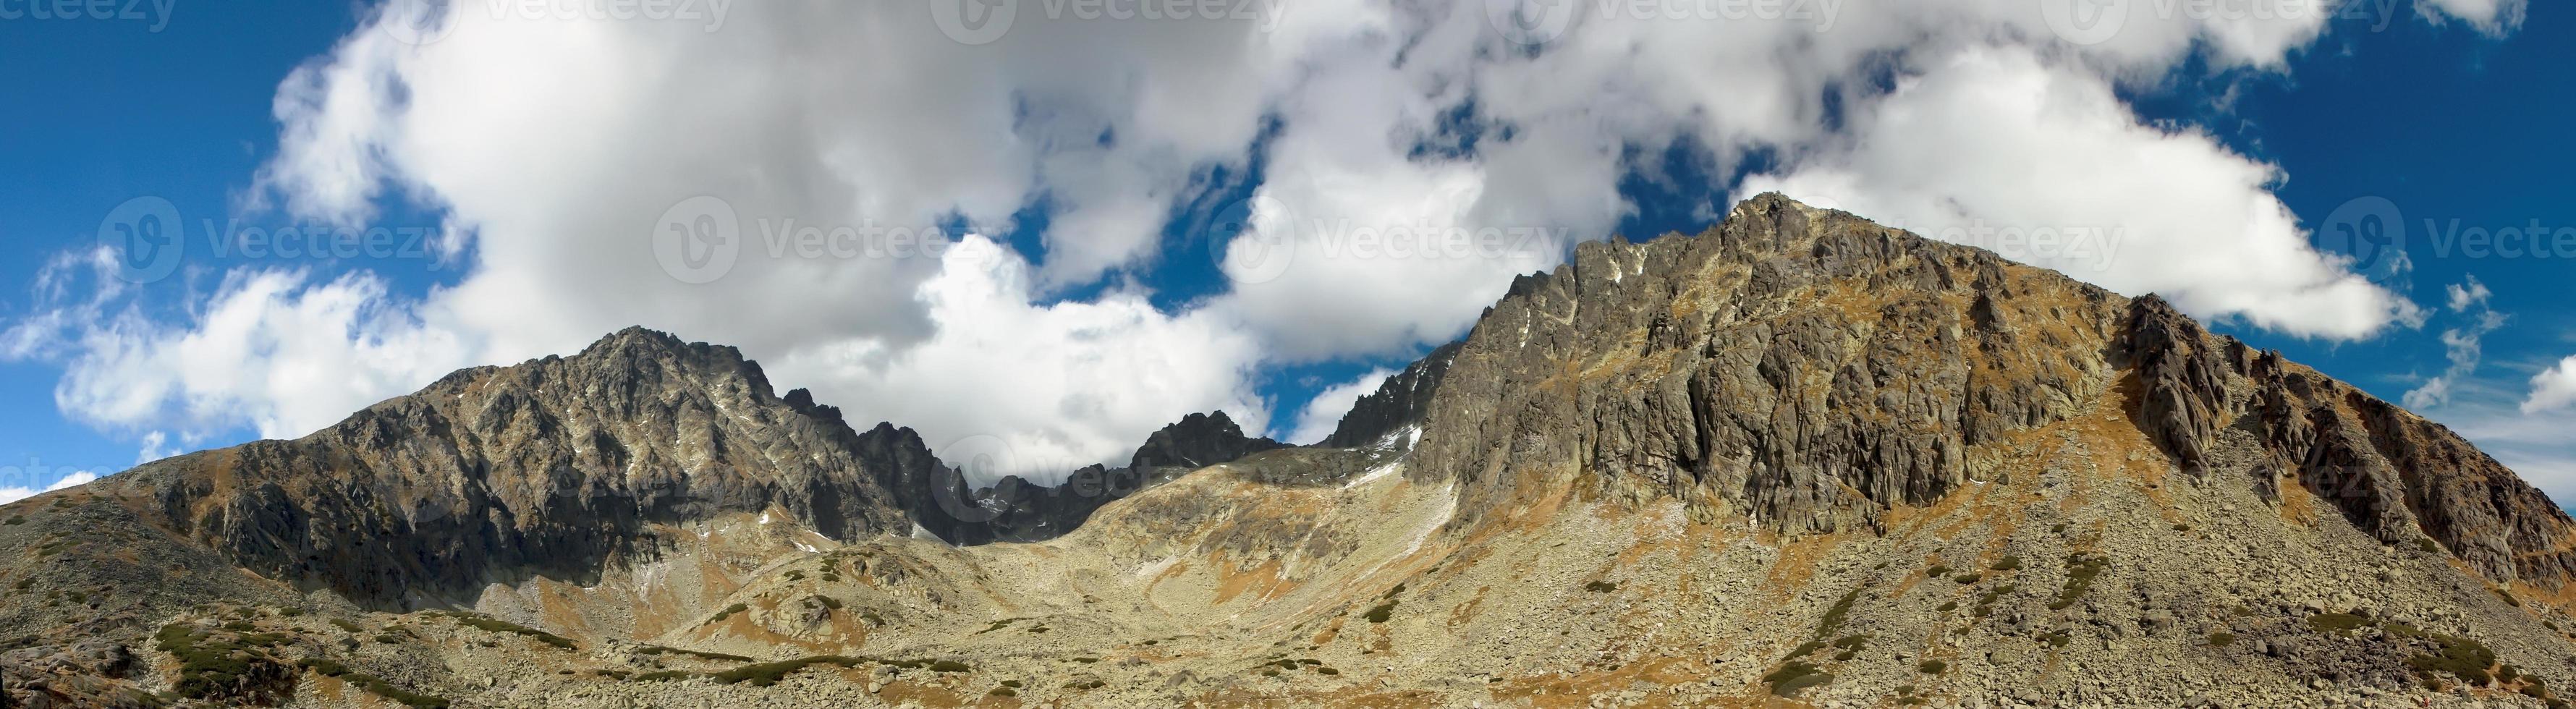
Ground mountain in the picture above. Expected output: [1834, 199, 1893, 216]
[6, 195, 2575, 708]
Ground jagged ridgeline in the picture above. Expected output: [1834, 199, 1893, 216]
[1395, 194, 2575, 585]
[7, 194, 2576, 708]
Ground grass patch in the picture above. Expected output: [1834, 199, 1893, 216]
[1990, 556, 2022, 572]
[1815, 588, 1864, 638]
[711, 656, 867, 687]
[630, 671, 693, 682]
[2048, 553, 2109, 611]
[1764, 662, 1831, 697]
[424, 611, 575, 650]
[1952, 573, 1982, 585]
[2407, 634, 2498, 687]
[154, 624, 297, 704]
[2206, 631, 2236, 647]
[1916, 660, 1947, 674]
[636, 645, 754, 663]
[709, 603, 750, 624]
[2306, 613, 2372, 634]
[297, 658, 451, 708]
[1363, 600, 1397, 623]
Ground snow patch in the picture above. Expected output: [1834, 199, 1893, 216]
[1342, 462, 1402, 491]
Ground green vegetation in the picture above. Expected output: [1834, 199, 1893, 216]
[2172, 523, 2190, 532]
[1363, 600, 1397, 623]
[711, 656, 868, 687]
[2039, 629, 2072, 649]
[1925, 565, 1952, 578]
[2407, 634, 2498, 687]
[2048, 553, 2109, 611]
[154, 623, 297, 704]
[424, 611, 575, 650]
[709, 603, 750, 624]
[636, 645, 755, 663]
[1815, 588, 1865, 638]
[2417, 538, 2443, 554]
[3, 515, 24, 525]
[990, 687, 1018, 697]
[812, 595, 844, 610]
[1583, 580, 1618, 593]
[1763, 662, 1831, 697]
[1936, 601, 1957, 613]
[1952, 573, 1982, 585]
[1917, 660, 1947, 674]
[630, 671, 693, 682]
[2305, 613, 2371, 634]
[2206, 631, 2236, 647]
[297, 658, 452, 708]
[1990, 556, 2022, 572]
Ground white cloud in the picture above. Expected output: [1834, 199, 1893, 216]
[767, 236, 1270, 482]
[3, 0, 2530, 478]
[2447, 276, 2494, 312]
[1741, 46, 2423, 340]
[1283, 368, 1394, 445]
[0, 470, 100, 506]
[2405, 277, 2507, 409]
[2526, 357, 2576, 415]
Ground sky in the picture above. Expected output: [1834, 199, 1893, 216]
[0, 0, 2569, 503]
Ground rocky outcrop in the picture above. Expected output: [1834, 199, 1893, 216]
[94, 328, 929, 608]
[1130, 412, 1286, 471]
[1394, 193, 2576, 586]
[1404, 195, 2119, 535]
[1322, 340, 1462, 449]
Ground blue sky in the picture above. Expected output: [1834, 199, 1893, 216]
[1, 1, 2569, 500]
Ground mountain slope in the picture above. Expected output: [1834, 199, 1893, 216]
[6, 195, 2576, 708]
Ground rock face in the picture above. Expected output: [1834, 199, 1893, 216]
[2122, 296, 2576, 585]
[95, 328, 931, 608]
[1322, 340, 1461, 449]
[1398, 194, 2576, 585]
[1407, 195, 2120, 535]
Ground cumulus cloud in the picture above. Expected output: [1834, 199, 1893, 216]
[1, 0, 2529, 476]
[0, 470, 99, 506]
[1283, 368, 1394, 445]
[766, 236, 1270, 482]
[2527, 357, 2576, 415]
